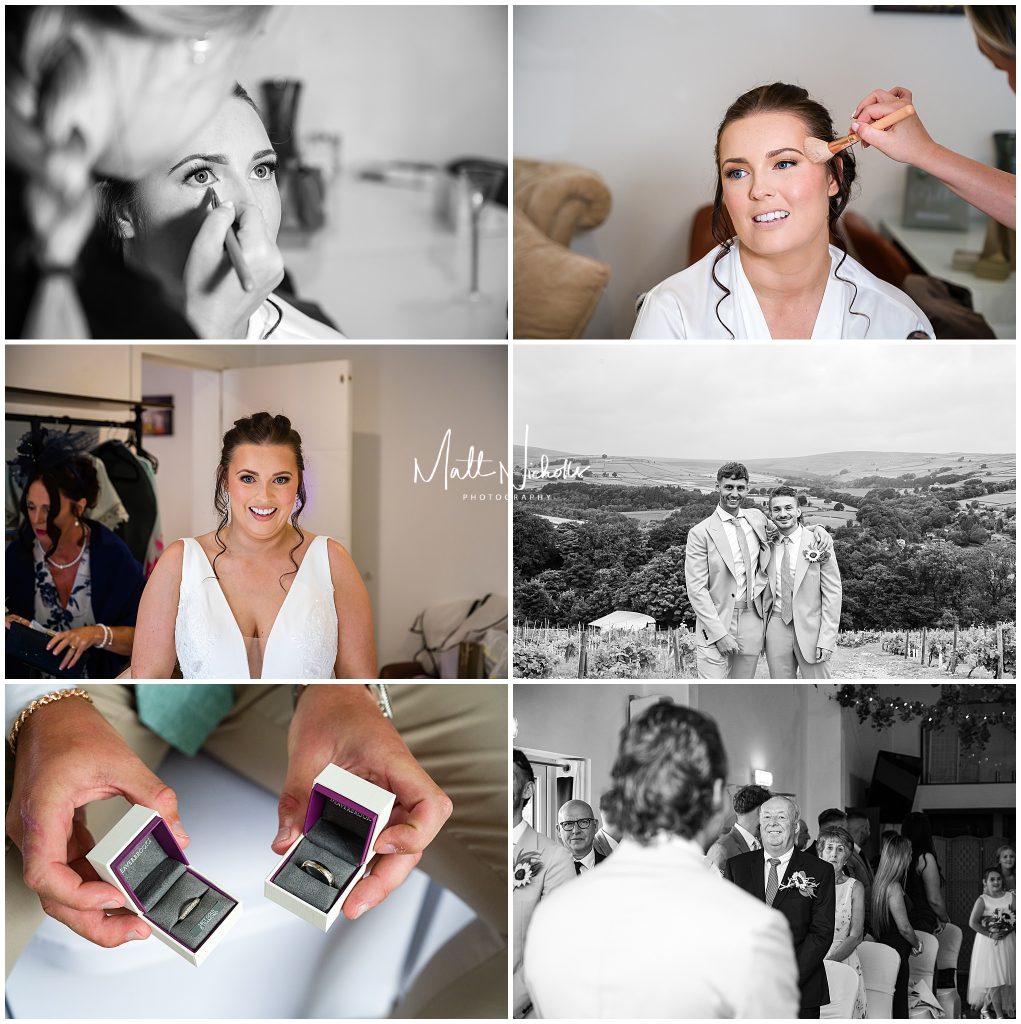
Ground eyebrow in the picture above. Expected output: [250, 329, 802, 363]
[168, 148, 278, 175]
[722, 147, 805, 167]
[236, 469, 292, 477]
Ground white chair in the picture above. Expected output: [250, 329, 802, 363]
[821, 959, 861, 1019]
[935, 923, 963, 1019]
[909, 931, 939, 990]
[6, 751, 477, 1018]
[858, 939, 901, 1019]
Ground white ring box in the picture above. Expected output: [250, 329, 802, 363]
[264, 763, 396, 932]
[86, 804, 242, 967]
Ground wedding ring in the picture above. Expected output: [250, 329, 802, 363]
[300, 859, 335, 887]
[177, 895, 202, 923]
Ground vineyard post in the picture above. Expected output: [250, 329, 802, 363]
[578, 629, 588, 679]
[920, 628, 927, 666]
[953, 621, 958, 663]
[903, 630, 909, 659]
[996, 623, 1004, 678]
[672, 628, 681, 675]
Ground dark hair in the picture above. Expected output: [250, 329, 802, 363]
[716, 461, 749, 484]
[604, 703, 727, 844]
[17, 457, 99, 558]
[769, 485, 798, 503]
[95, 82, 263, 251]
[901, 811, 944, 884]
[709, 82, 864, 338]
[818, 825, 856, 855]
[733, 784, 772, 816]
[818, 807, 847, 828]
[982, 865, 1004, 883]
[213, 411, 306, 589]
[512, 748, 535, 785]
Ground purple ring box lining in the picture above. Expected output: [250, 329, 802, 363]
[112, 816, 235, 935]
[269, 782, 378, 889]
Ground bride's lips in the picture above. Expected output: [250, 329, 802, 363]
[752, 209, 790, 229]
[248, 505, 278, 522]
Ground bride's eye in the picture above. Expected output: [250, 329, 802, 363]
[252, 162, 277, 181]
[184, 165, 220, 187]
[273, 475, 290, 485]
[775, 159, 797, 170]
[724, 167, 748, 180]
[240, 474, 256, 484]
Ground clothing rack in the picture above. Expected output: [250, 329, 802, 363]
[5, 386, 173, 454]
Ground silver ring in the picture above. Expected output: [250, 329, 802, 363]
[177, 895, 202, 923]
[300, 859, 335, 887]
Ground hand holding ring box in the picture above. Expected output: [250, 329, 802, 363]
[265, 763, 396, 931]
[86, 805, 242, 967]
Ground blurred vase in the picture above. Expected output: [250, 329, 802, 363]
[262, 79, 303, 167]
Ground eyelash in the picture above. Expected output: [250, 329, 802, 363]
[724, 159, 798, 180]
[239, 475, 290, 485]
[183, 161, 278, 187]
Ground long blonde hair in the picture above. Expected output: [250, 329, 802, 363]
[872, 833, 912, 935]
[7, 6, 269, 338]
[966, 5, 1016, 61]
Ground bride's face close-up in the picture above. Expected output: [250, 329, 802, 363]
[119, 95, 281, 299]
[225, 443, 301, 542]
[719, 111, 838, 260]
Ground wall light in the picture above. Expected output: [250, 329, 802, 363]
[753, 769, 773, 787]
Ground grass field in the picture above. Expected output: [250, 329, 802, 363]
[957, 491, 1016, 509]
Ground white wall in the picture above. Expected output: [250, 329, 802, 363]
[238, 5, 507, 168]
[515, 5, 1017, 338]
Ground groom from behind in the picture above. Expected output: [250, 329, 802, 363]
[725, 796, 835, 1018]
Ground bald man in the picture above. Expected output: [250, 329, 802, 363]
[557, 799, 608, 875]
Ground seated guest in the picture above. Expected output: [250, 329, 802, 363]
[513, 749, 573, 1018]
[809, 808, 847, 856]
[524, 704, 799, 1018]
[844, 811, 875, 934]
[873, 834, 923, 1018]
[706, 783, 771, 873]
[557, 799, 606, 873]
[818, 826, 868, 1018]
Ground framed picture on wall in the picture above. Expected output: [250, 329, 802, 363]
[872, 6, 964, 13]
[142, 395, 173, 436]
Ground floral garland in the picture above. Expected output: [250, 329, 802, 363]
[831, 684, 1015, 750]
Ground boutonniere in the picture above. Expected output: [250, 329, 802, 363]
[778, 870, 819, 898]
[513, 850, 544, 889]
[803, 546, 830, 565]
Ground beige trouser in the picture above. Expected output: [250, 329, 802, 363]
[695, 607, 764, 678]
[764, 615, 833, 680]
[5, 683, 507, 1018]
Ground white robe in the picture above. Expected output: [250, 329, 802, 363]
[247, 294, 345, 340]
[631, 241, 934, 340]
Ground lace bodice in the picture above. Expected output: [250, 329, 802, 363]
[175, 535, 338, 679]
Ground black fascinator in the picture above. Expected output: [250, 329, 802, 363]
[9, 427, 91, 487]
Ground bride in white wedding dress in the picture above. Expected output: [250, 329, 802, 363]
[131, 412, 375, 679]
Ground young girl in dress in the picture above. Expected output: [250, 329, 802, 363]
[968, 866, 1016, 1018]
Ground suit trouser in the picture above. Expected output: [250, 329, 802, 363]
[764, 615, 832, 679]
[696, 606, 763, 678]
[6, 683, 507, 1017]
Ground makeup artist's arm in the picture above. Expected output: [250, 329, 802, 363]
[851, 87, 1015, 230]
[183, 200, 285, 338]
[6, 694, 187, 947]
[272, 685, 453, 921]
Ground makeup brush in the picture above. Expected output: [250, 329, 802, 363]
[804, 104, 916, 164]
[204, 186, 255, 292]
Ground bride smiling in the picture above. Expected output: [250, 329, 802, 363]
[632, 82, 933, 340]
[131, 412, 374, 679]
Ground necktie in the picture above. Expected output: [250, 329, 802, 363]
[766, 858, 781, 906]
[135, 684, 234, 756]
[781, 538, 794, 625]
[751, 838, 762, 851]
[574, 861, 584, 876]
[735, 517, 755, 608]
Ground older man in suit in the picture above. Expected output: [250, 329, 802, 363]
[763, 486, 842, 679]
[512, 749, 573, 1018]
[557, 799, 608, 874]
[525, 704, 799, 1018]
[706, 783, 771, 874]
[726, 795, 835, 1018]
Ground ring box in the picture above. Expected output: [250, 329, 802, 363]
[264, 763, 395, 932]
[86, 804, 241, 967]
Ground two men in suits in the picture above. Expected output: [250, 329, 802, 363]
[684, 462, 773, 678]
[705, 783, 771, 874]
[523, 704, 799, 1018]
[763, 486, 842, 679]
[726, 796, 836, 1018]
[512, 749, 573, 1018]
[556, 799, 607, 874]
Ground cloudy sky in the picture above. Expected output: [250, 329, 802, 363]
[513, 342, 1016, 459]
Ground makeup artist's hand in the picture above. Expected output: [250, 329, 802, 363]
[182, 199, 284, 339]
[6, 694, 188, 947]
[850, 87, 936, 165]
[273, 685, 453, 921]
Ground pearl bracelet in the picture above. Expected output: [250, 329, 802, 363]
[97, 623, 112, 649]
